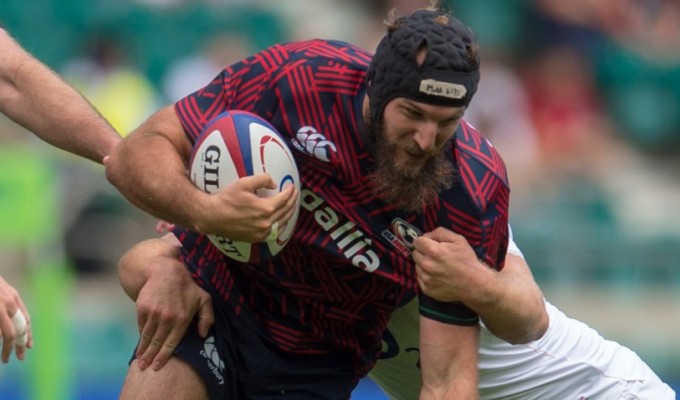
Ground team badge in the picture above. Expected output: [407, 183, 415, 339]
[382, 218, 422, 257]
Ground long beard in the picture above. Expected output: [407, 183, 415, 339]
[366, 123, 456, 213]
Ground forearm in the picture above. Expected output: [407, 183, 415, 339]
[105, 106, 209, 231]
[118, 234, 182, 301]
[460, 254, 548, 344]
[0, 29, 120, 163]
[419, 317, 479, 400]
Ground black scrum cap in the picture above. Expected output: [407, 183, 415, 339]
[366, 9, 480, 126]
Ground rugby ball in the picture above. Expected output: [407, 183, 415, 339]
[189, 110, 300, 263]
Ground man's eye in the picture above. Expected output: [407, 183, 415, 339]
[440, 118, 459, 126]
[405, 109, 421, 119]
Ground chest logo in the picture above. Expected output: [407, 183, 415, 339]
[382, 218, 422, 257]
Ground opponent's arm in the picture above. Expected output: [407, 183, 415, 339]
[464, 252, 547, 344]
[0, 28, 120, 163]
[415, 228, 547, 344]
[104, 106, 297, 239]
[118, 233, 214, 371]
[419, 318, 479, 400]
[414, 233, 481, 399]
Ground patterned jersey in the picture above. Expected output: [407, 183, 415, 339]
[173, 39, 509, 377]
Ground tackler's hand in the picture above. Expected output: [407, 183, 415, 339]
[413, 227, 486, 302]
[134, 259, 214, 371]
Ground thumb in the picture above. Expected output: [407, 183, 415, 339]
[196, 297, 215, 338]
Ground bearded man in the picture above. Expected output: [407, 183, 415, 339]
[106, 5, 547, 400]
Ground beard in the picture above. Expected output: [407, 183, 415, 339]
[364, 121, 456, 213]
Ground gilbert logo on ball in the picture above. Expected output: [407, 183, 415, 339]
[189, 110, 300, 263]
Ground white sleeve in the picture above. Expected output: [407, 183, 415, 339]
[507, 224, 524, 259]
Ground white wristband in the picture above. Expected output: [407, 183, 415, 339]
[10, 310, 28, 346]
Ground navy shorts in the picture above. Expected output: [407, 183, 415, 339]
[130, 303, 360, 400]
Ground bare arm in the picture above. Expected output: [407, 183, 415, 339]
[118, 233, 214, 371]
[118, 233, 185, 301]
[0, 29, 120, 163]
[105, 106, 205, 232]
[415, 228, 548, 344]
[461, 253, 547, 344]
[419, 318, 479, 400]
[105, 106, 298, 238]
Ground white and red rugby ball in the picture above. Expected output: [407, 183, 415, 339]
[189, 110, 300, 263]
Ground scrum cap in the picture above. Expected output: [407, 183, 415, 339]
[366, 9, 480, 125]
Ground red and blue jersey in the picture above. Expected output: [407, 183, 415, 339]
[173, 39, 509, 377]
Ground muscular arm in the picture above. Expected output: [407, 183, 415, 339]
[462, 253, 547, 344]
[105, 106, 206, 231]
[415, 228, 547, 344]
[419, 318, 479, 400]
[0, 28, 120, 163]
[105, 106, 297, 238]
[118, 233, 185, 301]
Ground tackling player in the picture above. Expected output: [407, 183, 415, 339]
[370, 227, 676, 400]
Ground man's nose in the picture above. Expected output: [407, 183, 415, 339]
[413, 122, 438, 152]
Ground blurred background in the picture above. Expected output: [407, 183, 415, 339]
[1, 0, 679, 398]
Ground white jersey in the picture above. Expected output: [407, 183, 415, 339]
[369, 234, 675, 400]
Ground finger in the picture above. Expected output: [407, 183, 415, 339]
[413, 235, 437, 254]
[196, 299, 215, 338]
[135, 327, 156, 370]
[1, 309, 17, 363]
[11, 310, 27, 360]
[427, 226, 447, 240]
[267, 186, 299, 233]
[281, 211, 296, 234]
[138, 324, 172, 371]
[282, 186, 298, 218]
[135, 314, 154, 359]
[412, 248, 427, 267]
[1, 335, 14, 364]
[156, 220, 176, 234]
[414, 255, 435, 279]
[268, 184, 297, 213]
[15, 298, 31, 350]
[1, 332, 14, 363]
[150, 327, 185, 371]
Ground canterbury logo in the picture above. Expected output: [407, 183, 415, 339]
[291, 126, 337, 162]
[200, 336, 225, 385]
